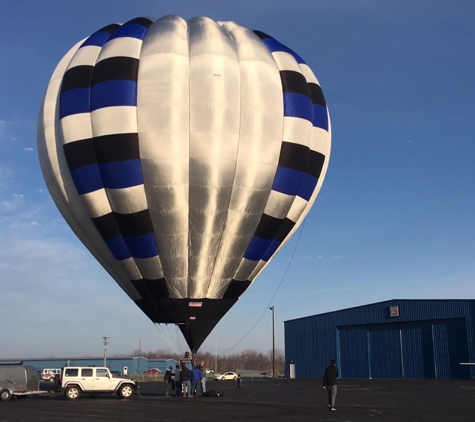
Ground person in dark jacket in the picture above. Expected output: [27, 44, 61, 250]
[175, 364, 181, 397]
[180, 363, 192, 397]
[164, 366, 174, 396]
[323, 359, 338, 411]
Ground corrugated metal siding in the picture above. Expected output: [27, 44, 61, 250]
[11, 357, 150, 375]
[432, 323, 450, 379]
[285, 299, 475, 379]
[369, 328, 403, 378]
[401, 328, 424, 378]
[446, 319, 470, 379]
[339, 328, 369, 378]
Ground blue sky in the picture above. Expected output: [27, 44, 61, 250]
[1, 0, 474, 359]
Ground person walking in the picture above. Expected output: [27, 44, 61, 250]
[191, 365, 203, 396]
[323, 359, 338, 411]
[180, 363, 192, 397]
[199, 361, 207, 394]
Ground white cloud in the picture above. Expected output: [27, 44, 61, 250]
[31, 221, 41, 226]
[0, 165, 14, 192]
[0, 193, 24, 211]
[333, 255, 343, 260]
[317, 255, 323, 259]
[24, 147, 34, 152]
[37, 189, 44, 193]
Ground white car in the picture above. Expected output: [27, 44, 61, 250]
[41, 368, 62, 382]
[214, 371, 238, 381]
[61, 367, 136, 400]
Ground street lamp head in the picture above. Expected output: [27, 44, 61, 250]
[269, 306, 274, 311]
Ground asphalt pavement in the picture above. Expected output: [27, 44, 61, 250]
[1, 378, 474, 421]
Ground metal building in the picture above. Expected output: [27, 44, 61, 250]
[284, 299, 475, 379]
[0, 357, 177, 375]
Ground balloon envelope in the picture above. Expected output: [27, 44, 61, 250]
[37, 16, 331, 352]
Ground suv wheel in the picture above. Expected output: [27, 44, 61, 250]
[118, 384, 134, 399]
[65, 385, 81, 401]
[0, 390, 12, 401]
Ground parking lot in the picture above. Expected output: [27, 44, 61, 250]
[1, 378, 474, 421]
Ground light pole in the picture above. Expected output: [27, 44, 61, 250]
[269, 306, 275, 378]
[103, 335, 109, 367]
[215, 335, 218, 374]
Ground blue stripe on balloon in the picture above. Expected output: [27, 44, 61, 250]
[260, 38, 306, 64]
[81, 31, 112, 48]
[70, 164, 103, 194]
[284, 93, 314, 123]
[262, 239, 281, 262]
[123, 233, 159, 259]
[313, 104, 329, 131]
[244, 237, 273, 261]
[108, 24, 148, 41]
[298, 173, 318, 201]
[91, 80, 137, 111]
[98, 160, 143, 189]
[59, 88, 91, 119]
[271, 166, 304, 197]
[104, 236, 132, 260]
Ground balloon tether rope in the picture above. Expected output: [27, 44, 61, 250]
[217, 219, 307, 356]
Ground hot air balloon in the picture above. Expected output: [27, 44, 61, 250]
[37, 16, 331, 353]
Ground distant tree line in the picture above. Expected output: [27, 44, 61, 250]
[111, 348, 285, 374]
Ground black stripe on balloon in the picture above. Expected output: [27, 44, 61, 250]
[253, 30, 272, 40]
[61, 66, 94, 93]
[92, 210, 154, 239]
[132, 278, 169, 299]
[92, 213, 120, 239]
[280, 71, 312, 98]
[100, 24, 121, 34]
[63, 139, 97, 171]
[223, 280, 251, 300]
[278, 142, 310, 173]
[254, 214, 295, 242]
[126, 17, 154, 28]
[308, 83, 326, 107]
[92, 57, 139, 85]
[254, 214, 284, 240]
[275, 218, 295, 242]
[94, 133, 139, 163]
[307, 151, 325, 179]
[134, 299, 159, 322]
[115, 210, 153, 237]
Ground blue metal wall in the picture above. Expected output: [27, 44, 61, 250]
[285, 300, 475, 379]
[0, 357, 177, 375]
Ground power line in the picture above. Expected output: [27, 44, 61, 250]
[217, 219, 307, 356]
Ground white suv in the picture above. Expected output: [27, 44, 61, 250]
[61, 367, 136, 400]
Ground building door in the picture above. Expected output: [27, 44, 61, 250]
[338, 328, 369, 378]
[400, 328, 425, 378]
[369, 328, 403, 378]
[432, 324, 450, 379]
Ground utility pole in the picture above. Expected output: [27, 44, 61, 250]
[270, 306, 275, 378]
[138, 339, 141, 357]
[103, 335, 109, 367]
